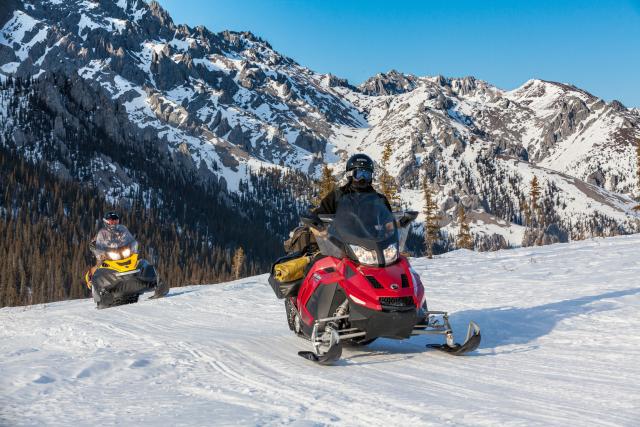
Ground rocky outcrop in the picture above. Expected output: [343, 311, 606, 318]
[0, 0, 638, 254]
[359, 70, 419, 96]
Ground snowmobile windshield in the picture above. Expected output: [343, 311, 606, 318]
[94, 225, 137, 252]
[330, 192, 398, 249]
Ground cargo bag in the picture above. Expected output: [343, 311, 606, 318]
[284, 226, 317, 255]
[268, 252, 310, 299]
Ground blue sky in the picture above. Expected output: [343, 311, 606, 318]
[158, 0, 640, 106]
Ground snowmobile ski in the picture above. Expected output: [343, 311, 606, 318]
[298, 343, 342, 365]
[426, 321, 481, 355]
[148, 280, 169, 299]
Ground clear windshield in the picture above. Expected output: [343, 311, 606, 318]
[330, 192, 397, 247]
[94, 225, 136, 252]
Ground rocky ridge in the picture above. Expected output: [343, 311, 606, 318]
[1, 0, 639, 249]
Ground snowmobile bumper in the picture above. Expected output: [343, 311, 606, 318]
[348, 302, 418, 340]
[91, 260, 159, 309]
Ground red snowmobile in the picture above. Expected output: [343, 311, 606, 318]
[269, 192, 481, 364]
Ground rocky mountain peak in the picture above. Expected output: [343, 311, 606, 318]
[0, 0, 638, 251]
[359, 69, 419, 96]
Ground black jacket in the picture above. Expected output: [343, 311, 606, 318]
[314, 181, 392, 215]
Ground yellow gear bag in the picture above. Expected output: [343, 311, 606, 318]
[274, 256, 310, 283]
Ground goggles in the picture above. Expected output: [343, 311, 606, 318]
[353, 169, 373, 181]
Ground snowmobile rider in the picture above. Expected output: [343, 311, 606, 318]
[314, 153, 391, 216]
[283, 154, 392, 256]
[86, 212, 134, 287]
[284, 154, 391, 254]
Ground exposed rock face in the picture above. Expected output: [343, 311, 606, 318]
[359, 70, 419, 96]
[0, 0, 638, 251]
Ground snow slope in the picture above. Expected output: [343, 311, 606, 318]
[2, 235, 640, 426]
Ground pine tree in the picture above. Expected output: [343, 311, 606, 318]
[530, 175, 541, 227]
[379, 141, 401, 209]
[455, 205, 474, 250]
[521, 175, 547, 246]
[422, 177, 441, 259]
[231, 246, 245, 280]
[312, 164, 336, 207]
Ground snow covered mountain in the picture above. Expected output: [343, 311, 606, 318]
[2, 235, 639, 426]
[0, 0, 639, 249]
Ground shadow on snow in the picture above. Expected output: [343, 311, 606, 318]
[444, 287, 640, 355]
[334, 287, 640, 364]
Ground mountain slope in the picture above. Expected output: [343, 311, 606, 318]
[0, 0, 639, 249]
[1, 235, 639, 426]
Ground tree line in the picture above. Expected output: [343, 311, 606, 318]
[0, 75, 315, 308]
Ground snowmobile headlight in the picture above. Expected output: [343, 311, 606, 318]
[383, 244, 398, 264]
[107, 251, 120, 260]
[349, 245, 378, 265]
[130, 241, 139, 254]
[121, 248, 131, 258]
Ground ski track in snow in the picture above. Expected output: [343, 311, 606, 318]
[1, 235, 640, 426]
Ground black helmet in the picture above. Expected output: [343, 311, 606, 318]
[346, 153, 374, 190]
[346, 153, 374, 173]
[103, 211, 120, 227]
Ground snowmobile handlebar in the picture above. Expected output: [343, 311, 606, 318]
[302, 210, 417, 231]
[397, 211, 418, 227]
[300, 213, 334, 230]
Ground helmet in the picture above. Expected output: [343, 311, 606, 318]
[102, 211, 120, 228]
[346, 153, 374, 173]
[346, 154, 374, 190]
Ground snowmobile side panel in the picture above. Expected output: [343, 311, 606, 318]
[304, 283, 347, 324]
[136, 259, 158, 283]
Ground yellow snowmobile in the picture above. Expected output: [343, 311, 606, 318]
[85, 238, 168, 309]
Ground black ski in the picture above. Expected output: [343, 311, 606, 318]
[148, 280, 169, 299]
[298, 343, 342, 365]
[427, 322, 481, 355]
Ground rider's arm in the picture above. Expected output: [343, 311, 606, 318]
[313, 190, 337, 215]
[379, 193, 392, 212]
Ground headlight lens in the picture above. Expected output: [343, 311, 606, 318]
[121, 248, 131, 258]
[107, 251, 120, 260]
[349, 245, 378, 265]
[383, 244, 398, 264]
[130, 241, 139, 254]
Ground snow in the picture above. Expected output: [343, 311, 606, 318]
[77, 14, 102, 40]
[106, 17, 127, 33]
[1, 235, 639, 426]
[0, 62, 19, 73]
[169, 37, 195, 52]
[0, 11, 39, 46]
[77, 59, 105, 80]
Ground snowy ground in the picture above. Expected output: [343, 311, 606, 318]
[1, 235, 640, 426]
